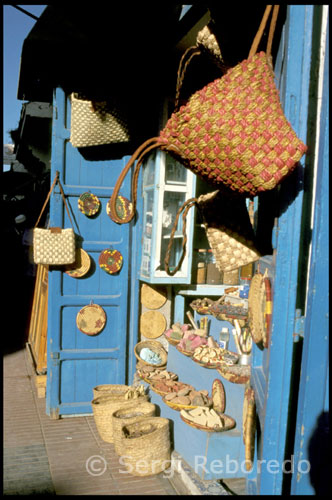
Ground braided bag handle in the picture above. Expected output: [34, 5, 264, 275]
[34, 170, 75, 230]
[175, 23, 225, 112]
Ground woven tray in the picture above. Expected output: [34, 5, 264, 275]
[76, 303, 106, 336]
[140, 310, 167, 339]
[162, 397, 207, 412]
[134, 340, 167, 367]
[176, 345, 194, 357]
[150, 381, 193, 397]
[216, 364, 251, 384]
[64, 248, 91, 278]
[180, 411, 236, 432]
[212, 379, 226, 414]
[140, 283, 167, 310]
[78, 192, 101, 217]
[164, 336, 181, 347]
[99, 248, 123, 274]
[106, 195, 133, 223]
[242, 387, 256, 470]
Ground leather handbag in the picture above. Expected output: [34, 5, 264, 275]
[33, 171, 76, 265]
[108, 5, 307, 225]
[164, 190, 261, 276]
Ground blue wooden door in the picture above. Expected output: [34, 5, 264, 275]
[46, 89, 132, 418]
[246, 6, 315, 494]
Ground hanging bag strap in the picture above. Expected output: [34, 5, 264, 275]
[109, 137, 161, 224]
[248, 5, 280, 61]
[164, 197, 199, 276]
[34, 171, 75, 229]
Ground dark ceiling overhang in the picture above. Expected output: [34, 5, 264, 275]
[17, 4, 198, 103]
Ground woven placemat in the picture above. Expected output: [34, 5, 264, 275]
[64, 248, 91, 278]
[141, 283, 167, 310]
[248, 272, 272, 347]
[76, 303, 106, 335]
[106, 196, 133, 223]
[140, 310, 167, 339]
[99, 248, 123, 274]
[78, 192, 101, 217]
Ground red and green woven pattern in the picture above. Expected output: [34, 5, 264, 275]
[99, 248, 123, 274]
[159, 51, 307, 196]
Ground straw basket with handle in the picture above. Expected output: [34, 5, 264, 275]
[92, 390, 149, 443]
[112, 402, 157, 456]
[119, 417, 171, 476]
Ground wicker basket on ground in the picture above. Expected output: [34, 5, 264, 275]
[92, 393, 149, 443]
[93, 384, 130, 399]
[119, 417, 171, 476]
[112, 402, 157, 456]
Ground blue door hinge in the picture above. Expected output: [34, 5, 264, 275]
[293, 309, 305, 342]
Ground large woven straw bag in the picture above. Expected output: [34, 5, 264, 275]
[92, 392, 149, 443]
[70, 93, 131, 148]
[112, 402, 157, 456]
[119, 417, 171, 476]
[164, 190, 260, 276]
[108, 6, 307, 225]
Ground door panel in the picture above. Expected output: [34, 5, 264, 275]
[46, 89, 132, 417]
[246, 6, 313, 494]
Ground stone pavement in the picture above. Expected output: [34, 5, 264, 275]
[3, 348, 187, 496]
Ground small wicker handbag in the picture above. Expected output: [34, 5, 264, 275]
[108, 5, 307, 225]
[33, 171, 76, 265]
[164, 190, 260, 276]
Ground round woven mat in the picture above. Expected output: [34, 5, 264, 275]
[99, 248, 123, 274]
[242, 387, 256, 471]
[141, 283, 167, 310]
[78, 192, 101, 216]
[140, 310, 167, 339]
[76, 303, 106, 335]
[212, 379, 226, 414]
[106, 195, 133, 223]
[248, 273, 272, 348]
[64, 248, 91, 278]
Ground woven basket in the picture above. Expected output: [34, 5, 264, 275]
[119, 417, 171, 476]
[92, 393, 149, 443]
[112, 402, 157, 456]
[134, 340, 167, 367]
[93, 384, 130, 400]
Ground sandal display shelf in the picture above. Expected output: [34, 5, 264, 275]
[141, 312, 248, 481]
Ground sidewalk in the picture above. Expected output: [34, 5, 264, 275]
[3, 347, 186, 496]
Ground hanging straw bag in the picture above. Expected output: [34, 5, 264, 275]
[108, 6, 307, 225]
[33, 171, 76, 265]
[70, 93, 131, 148]
[119, 417, 171, 476]
[164, 190, 260, 276]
